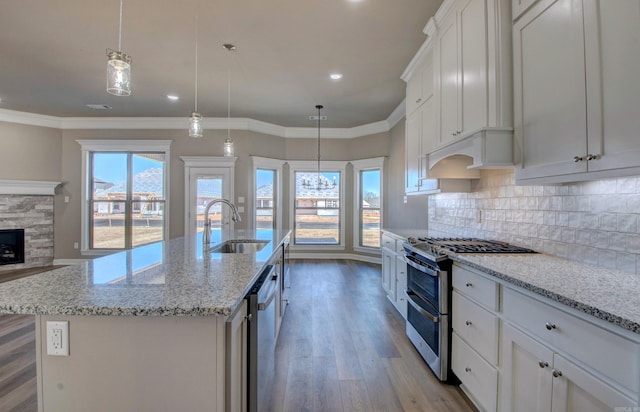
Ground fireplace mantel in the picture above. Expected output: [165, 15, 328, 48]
[0, 180, 61, 195]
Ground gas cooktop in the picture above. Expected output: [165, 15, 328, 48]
[406, 237, 537, 255]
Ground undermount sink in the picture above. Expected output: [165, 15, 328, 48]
[208, 239, 270, 253]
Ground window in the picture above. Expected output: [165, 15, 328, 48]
[289, 160, 347, 248]
[252, 156, 285, 234]
[78, 140, 172, 255]
[352, 157, 384, 250]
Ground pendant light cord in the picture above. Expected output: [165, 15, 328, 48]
[118, 0, 123, 51]
[317, 105, 322, 188]
[227, 67, 231, 139]
[194, 15, 199, 113]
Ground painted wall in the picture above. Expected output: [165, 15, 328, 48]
[0, 121, 62, 181]
[428, 169, 640, 274]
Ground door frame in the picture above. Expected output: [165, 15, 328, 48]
[181, 156, 237, 238]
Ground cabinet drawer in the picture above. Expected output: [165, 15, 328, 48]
[503, 287, 640, 394]
[452, 264, 499, 311]
[381, 233, 396, 251]
[452, 291, 499, 365]
[452, 333, 498, 412]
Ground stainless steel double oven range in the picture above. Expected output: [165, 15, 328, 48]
[402, 237, 536, 382]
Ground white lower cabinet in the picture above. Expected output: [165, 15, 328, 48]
[502, 322, 636, 412]
[226, 300, 249, 412]
[380, 232, 408, 319]
[452, 263, 640, 412]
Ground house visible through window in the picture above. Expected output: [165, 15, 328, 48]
[90, 152, 166, 250]
[293, 170, 341, 245]
[256, 169, 276, 233]
[359, 169, 381, 248]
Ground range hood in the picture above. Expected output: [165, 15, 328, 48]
[425, 127, 514, 178]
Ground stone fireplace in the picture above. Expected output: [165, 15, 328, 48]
[0, 180, 60, 271]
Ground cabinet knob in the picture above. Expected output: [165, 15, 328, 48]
[573, 156, 584, 162]
[465, 320, 472, 326]
[416, 98, 422, 104]
[465, 282, 473, 287]
[545, 322, 556, 331]
[538, 361, 549, 369]
[452, 132, 457, 136]
[465, 367, 472, 373]
[552, 369, 563, 378]
[586, 154, 598, 161]
[245, 313, 253, 321]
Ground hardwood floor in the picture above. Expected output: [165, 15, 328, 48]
[270, 259, 475, 412]
[0, 260, 475, 412]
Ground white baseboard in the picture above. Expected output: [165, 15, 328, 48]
[289, 252, 381, 265]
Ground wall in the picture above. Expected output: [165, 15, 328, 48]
[385, 118, 428, 229]
[428, 169, 640, 274]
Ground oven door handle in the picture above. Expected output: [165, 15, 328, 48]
[406, 290, 440, 323]
[404, 255, 439, 277]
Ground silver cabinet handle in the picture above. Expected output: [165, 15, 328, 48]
[545, 322, 556, 331]
[465, 367, 471, 373]
[586, 154, 598, 161]
[552, 369, 563, 378]
[573, 156, 584, 162]
[465, 282, 473, 287]
[538, 361, 549, 369]
[416, 98, 422, 104]
[245, 313, 253, 321]
[465, 320, 472, 326]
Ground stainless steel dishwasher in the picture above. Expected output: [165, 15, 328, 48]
[247, 262, 279, 412]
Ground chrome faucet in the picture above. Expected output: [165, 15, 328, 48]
[202, 198, 242, 247]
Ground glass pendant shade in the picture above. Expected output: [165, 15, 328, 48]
[106, 50, 132, 96]
[189, 112, 203, 138]
[224, 138, 234, 156]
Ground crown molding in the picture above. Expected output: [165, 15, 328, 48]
[0, 108, 401, 139]
[387, 99, 406, 129]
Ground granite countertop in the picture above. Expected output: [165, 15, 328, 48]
[382, 228, 640, 335]
[0, 230, 291, 317]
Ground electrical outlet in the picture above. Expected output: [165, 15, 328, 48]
[47, 321, 69, 356]
[73, 242, 79, 249]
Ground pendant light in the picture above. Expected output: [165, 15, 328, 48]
[189, 15, 203, 138]
[106, 0, 132, 96]
[223, 44, 236, 156]
[302, 105, 336, 190]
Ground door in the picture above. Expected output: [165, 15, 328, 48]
[186, 167, 233, 242]
[550, 354, 636, 412]
[501, 323, 553, 412]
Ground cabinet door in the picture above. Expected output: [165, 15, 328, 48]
[394, 255, 408, 319]
[438, 10, 460, 146]
[459, 0, 488, 134]
[514, 0, 587, 180]
[406, 70, 423, 116]
[501, 323, 553, 412]
[405, 112, 422, 193]
[584, 0, 640, 173]
[381, 248, 395, 298]
[550, 354, 636, 412]
[420, 97, 437, 162]
[226, 300, 248, 412]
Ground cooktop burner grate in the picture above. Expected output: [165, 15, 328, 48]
[414, 237, 537, 254]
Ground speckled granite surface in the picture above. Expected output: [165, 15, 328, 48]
[0, 230, 290, 317]
[383, 228, 640, 335]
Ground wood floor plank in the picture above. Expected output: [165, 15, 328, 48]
[339, 380, 374, 412]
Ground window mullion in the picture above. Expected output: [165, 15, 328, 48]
[125, 153, 133, 249]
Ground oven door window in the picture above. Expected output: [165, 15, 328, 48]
[407, 293, 440, 356]
[406, 262, 440, 305]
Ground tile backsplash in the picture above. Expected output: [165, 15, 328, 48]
[428, 169, 640, 274]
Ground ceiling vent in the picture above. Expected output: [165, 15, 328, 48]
[85, 104, 112, 110]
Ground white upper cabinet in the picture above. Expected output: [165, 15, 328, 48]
[435, 0, 512, 147]
[514, 0, 640, 184]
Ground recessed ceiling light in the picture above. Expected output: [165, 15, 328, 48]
[330, 73, 343, 80]
[167, 94, 180, 101]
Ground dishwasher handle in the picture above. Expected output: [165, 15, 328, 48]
[257, 273, 278, 311]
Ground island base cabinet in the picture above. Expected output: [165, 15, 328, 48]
[226, 300, 248, 412]
[35, 315, 227, 412]
[501, 322, 637, 412]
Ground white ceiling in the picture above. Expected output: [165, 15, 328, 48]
[0, 0, 442, 128]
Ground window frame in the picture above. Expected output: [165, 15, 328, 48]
[288, 160, 347, 251]
[251, 156, 285, 232]
[78, 140, 172, 256]
[351, 157, 384, 253]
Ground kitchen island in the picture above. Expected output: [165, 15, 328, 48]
[0, 229, 290, 412]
